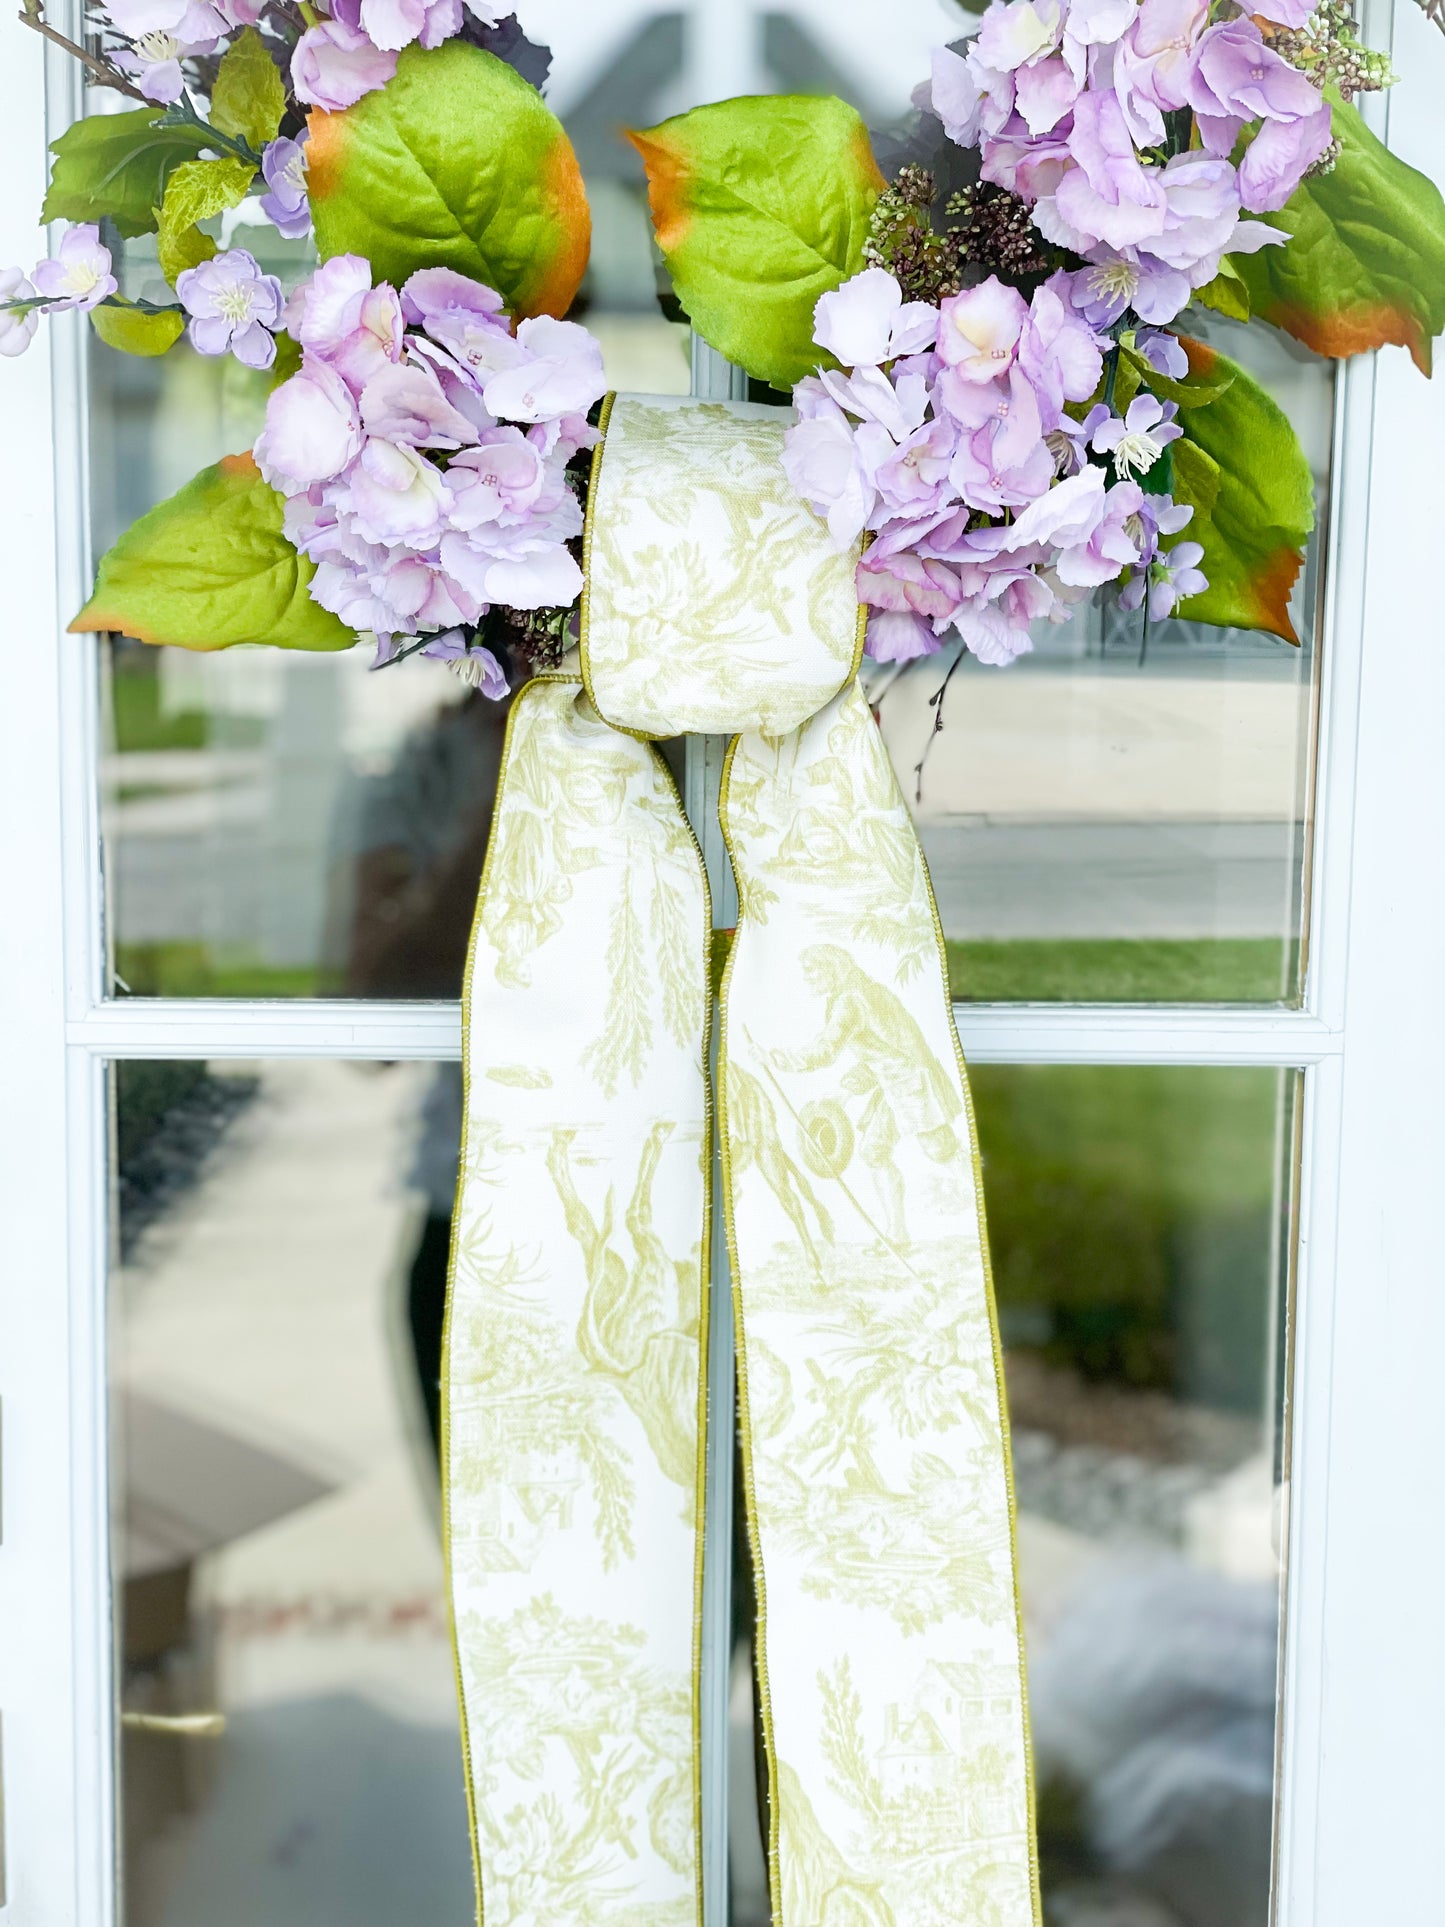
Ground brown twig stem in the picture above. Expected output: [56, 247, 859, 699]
[17, 2, 151, 101]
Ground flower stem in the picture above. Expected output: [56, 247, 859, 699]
[157, 93, 262, 165]
[16, 0, 150, 100]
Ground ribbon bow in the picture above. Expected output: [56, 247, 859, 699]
[444, 395, 1039, 1927]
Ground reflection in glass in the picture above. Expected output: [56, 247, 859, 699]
[876, 318, 1326, 1010]
[111, 1056, 471, 1924]
[728, 1065, 1294, 1927]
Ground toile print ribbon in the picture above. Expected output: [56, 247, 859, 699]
[443, 393, 1040, 1927]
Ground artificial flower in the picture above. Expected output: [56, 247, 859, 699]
[175, 248, 284, 369]
[292, 2, 399, 109]
[31, 225, 116, 312]
[259, 134, 311, 242]
[0, 268, 40, 357]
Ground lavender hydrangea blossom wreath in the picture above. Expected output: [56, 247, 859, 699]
[5, 0, 1442, 685]
[4, 8, 1445, 1925]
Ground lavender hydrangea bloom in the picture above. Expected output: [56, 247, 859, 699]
[0, 267, 40, 358]
[32, 225, 117, 313]
[176, 249, 284, 370]
[256, 360, 363, 492]
[260, 261, 599, 695]
[292, 0, 399, 109]
[865, 609, 944, 664]
[785, 263, 1205, 668]
[813, 268, 939, 367]
[358, 0, 460, 52]
[259, 134, 311, 241]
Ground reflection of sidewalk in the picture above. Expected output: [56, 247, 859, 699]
[117, 1059, 474, 1926]
[921, 818, 1304, 941]
[877, 659, 1308, 941]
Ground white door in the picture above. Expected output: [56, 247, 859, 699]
[2, 4, 1443, 1924]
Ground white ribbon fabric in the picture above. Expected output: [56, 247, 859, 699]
[444, 395, 1040, 1927]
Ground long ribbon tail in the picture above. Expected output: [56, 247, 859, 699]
[445, 677, 712, 1926]
[719, 680, 1042, 1927]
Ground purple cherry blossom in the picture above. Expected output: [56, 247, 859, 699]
[113, 2, 225, 101]
[1120, 538, 1208, 618]
[32, 224, 116, 312]
[1089, 392, 1181, 479]
[175, 248, 283, 369]
[260, 135, 310, 242]
[375, 629, 510, 695]
[0, 268, 40, 357]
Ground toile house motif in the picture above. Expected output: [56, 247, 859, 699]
[7, 1, 1444, 1924]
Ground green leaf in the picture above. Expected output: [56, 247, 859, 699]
[629, 94, 885, 387]
[1170, 338, 1314, 643]
[209, 27, 286, 152]
[1121, 340, 1235, 409]
[1193, 257, 1251, 322]
[1229, 97, 1445, 373]
[156, 155, 257, 286]
[89, 303, 185, 357]
[69, 453, 354, 653]
[308, 42, 590, 317]
[41, 108, 209, 240]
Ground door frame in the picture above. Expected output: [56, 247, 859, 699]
[3, 3, 1444, 1920]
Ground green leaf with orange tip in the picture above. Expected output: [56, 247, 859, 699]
[70, 454, 354, 654]
[89, 303, 185, 358]
[307, 42, 589, 318]
[1170, 338, 1315, 644]
[1228, 98, 1445, 374]
[629, 94, 885, 387]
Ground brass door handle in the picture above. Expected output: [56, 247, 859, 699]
[120, 1711, 227, 1737]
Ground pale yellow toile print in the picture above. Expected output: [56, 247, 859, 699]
[446, 679, 711, 1927]
[446, 399, 1038, 1927]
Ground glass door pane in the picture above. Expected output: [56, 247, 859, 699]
[90, 10, 1331, 1008]
[727, 1064, 1296, 1927]
[112, 1057, 473, 1923]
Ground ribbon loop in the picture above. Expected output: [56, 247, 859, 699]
[447, 396, 1039, 1927]
[582, 394, 864, 739]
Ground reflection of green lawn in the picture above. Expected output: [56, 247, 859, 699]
[972, 1062, 1290, 1408]
[948, 937, 1295, 1005]
[116, 943, 327, 1000]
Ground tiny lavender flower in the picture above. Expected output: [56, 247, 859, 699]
[1089, 393, 1182, 480]
[259, 134, 311, 241]
[176, 249, 284, 370]
[31, 225, 117, 313]
[0, 268, 40, 358]
[114, 2, 225, 102]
